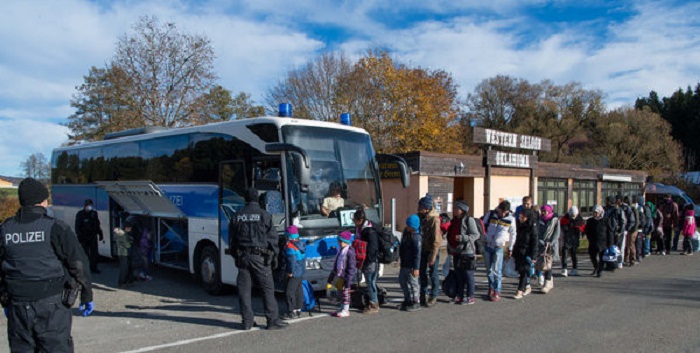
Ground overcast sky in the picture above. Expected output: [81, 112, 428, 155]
[1, 0, 699, 177]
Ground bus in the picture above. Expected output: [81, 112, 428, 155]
[50, 105, 409, 293]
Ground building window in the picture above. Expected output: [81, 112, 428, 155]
[602, 182, 643, 203]
[572, 180, 597, 216]
[537, 178, 568, 216]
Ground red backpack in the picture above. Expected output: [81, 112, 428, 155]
[352, 237, 367, 269]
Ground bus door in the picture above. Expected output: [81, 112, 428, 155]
[95, 181, 187, 269]
[219, 160, 247, 286]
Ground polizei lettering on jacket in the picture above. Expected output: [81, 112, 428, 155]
[5, 231, 46, 244]
[237, 214, 261, 222]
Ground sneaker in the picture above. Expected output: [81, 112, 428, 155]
[561, 269, 568, 277]
[523, 286, 532, 296]
[426, 297, 437, 307]
[466, 297, 475, 305]
[661, 251, 666, 256]
[688, 252, 694, 256]
[537, 275, 544, 287]
[454, 297, 464, 305]
[266, 320, 289, 330]
[406, 303, 421, 312]
[332, 310, 350, 318]
[490, 292, 501, 302]
[617, 262, 623, 269]
[487, 288, 494, 298]
[570, 269, 578, 276]
[514, 290, 523, 299]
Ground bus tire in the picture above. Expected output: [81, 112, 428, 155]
[198, 245, 224, 295]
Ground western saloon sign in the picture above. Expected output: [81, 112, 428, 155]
[473, 127, 551, 169]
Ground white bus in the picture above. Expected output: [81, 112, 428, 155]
[50, 105, 409, 293]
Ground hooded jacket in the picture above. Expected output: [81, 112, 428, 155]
[420, 209, 443, 264]
[483, 209, 516, 250]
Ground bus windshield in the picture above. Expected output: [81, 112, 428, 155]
[282, 126, 381, 232]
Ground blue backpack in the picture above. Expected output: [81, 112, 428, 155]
[301, 280, 317, 314]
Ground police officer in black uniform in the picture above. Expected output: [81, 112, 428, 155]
[75, 198, 103, 273]
[0, 178, 94, 353]
[229, 188, 287, 330]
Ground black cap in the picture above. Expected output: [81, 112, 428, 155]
[18, 178, 49, 206]
[85, 199, 93, 206]
[244, 188, 259, 202]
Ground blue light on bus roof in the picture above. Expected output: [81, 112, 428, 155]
[340, 113, 351, 126]
[278, 103, 292, 117]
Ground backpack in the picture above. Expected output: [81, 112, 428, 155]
[472, 217, 487, 255]
[441, 269, 458, 299]
[301, 279, 317, 314]
[352, 238, 367, 269]
[636, 205, 647, 230]
[376, 228, 400, 264]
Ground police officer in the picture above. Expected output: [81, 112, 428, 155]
[75, 198, 103, 273]
[229, 188, 287, 330]
[0, 178, 94, 353]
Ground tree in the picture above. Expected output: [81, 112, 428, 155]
[230, 92, 266, 119]
[20, 153, 50, 183]
[67, 16, 220, 141]
[336, 50, 462, 154]
[587, 108, 682, 176]
[265, 51, 352, 121]
[194, 87, 263, 122]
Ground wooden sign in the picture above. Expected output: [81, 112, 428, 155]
[486, 150, 538, 169]
[473, 127, 551, 152]
[378, 162, 402, 179]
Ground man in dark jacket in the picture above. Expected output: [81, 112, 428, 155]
[75, 199, 103, 274]
[605, 196, 626, 268]
[1, 178, 94, 353]
[229, 188, 287, 330]
[586, 205, 614, 277]
[658, 194, 679, 255]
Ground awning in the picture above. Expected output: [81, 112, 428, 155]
[95, 181, 186, 219]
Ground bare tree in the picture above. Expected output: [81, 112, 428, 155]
[265, 51, 352, 121]
[20, 153, 50, 182]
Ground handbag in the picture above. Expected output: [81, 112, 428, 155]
[535, 244, 553, 272]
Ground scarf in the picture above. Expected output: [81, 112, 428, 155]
[335, 245, 350, 277]
[356, 220, 373, 237]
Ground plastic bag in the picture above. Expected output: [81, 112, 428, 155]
[503, 257, 518, 278]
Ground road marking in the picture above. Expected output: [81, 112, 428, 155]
[118, 314, 329, 353]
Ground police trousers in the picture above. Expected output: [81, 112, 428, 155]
[237, 253, 279, 326]
[7, 293, 73, 353]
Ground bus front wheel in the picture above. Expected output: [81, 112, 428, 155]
[198, 245, 224, 295]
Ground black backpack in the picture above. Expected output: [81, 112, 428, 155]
[376, 227, 400, 264]
[471, 217, 487, 255]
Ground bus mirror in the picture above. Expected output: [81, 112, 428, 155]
[265, 143, 311, 192]
[376, 154, 411, 188]
[292, 153, 310, 193]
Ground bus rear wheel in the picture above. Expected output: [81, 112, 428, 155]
[198, 245, 224, 295]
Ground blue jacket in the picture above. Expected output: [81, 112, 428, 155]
[399, 230, 422, 270]
[285, 240, 306, 278]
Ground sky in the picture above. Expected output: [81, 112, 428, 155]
[0, 0, 699, 177]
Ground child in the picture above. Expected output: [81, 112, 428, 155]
[680, 203, 695, 255]
[326, 230, 357, 318]
[114, 217, 136, 288]
[283, 225, 306, 319]
[399, 214, 422, 311]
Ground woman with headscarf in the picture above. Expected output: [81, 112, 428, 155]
[585, 205, 614, 277]
[513, 209, 538, 299]
[537, 205, 560, 294]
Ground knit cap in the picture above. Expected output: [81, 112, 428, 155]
[418, 194, 433, 210]
[406, 214, 420, 231]
[455, 200, 469, 214]
[338, 230, 353, 244]
[18, 178, 49, 206]
[286, 225, 299, 240]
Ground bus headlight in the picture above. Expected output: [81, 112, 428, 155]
[306, 259, 322, 270]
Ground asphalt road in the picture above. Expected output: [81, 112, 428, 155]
[1, 252, 699, 353]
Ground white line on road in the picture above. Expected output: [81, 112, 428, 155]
[118, 314, 328, 353]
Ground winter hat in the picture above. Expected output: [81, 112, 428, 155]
[286, 225, 299, 240]
[569, 206, 579, 216]
[18, 178, 49, 206]
[84, 199, 94, 206]
[406, 214, 420, 231]
[540, 204, 554, 222]
[418, 194, 433, 210]
[338, 230, 353, 244]
[455, 200, 469, 214]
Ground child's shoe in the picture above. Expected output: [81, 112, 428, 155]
[332, 310, 349, 318]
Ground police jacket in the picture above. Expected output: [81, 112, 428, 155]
[75, 209, 103, 242]
[0, 206, 93, 303]
[229, 201, 279, 256]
